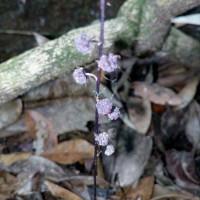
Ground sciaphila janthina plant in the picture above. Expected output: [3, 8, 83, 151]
[73, 1, 120, 199]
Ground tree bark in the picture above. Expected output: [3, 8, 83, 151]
[0, 0, 199, 105]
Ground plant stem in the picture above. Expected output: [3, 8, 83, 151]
[93, 0, 105, 199]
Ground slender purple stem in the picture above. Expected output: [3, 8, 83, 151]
[93, 0, 105, 199]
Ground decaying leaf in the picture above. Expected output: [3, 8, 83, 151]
[176, 78, 199, 110]
[45, 180, 83, 200]
[152, 184, 198, 200]
[25, 97, 95, 134]
[116, 176, 154, 200]
[103, 128, 152, 186]
[0, 152, 32, 166]
[165, 149, 200, 195]
[0, 172, 18, 197]
[16, 172, 44, 195]
[42, 139, 94, 164]
[185, 101, 200, 152]
[9, 156, 67, 182]
[60, 175, 109, 187]
[132, 81, 182, 106]
[0, 99, 22, 129]
[128, 96, 151, 134]
[25, 110, 58, 154]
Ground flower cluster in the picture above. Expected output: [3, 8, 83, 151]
[75, 34, 93, 54]
[97, 53, 120, 73]
[73, 67, 87, 85]
[96, 98, 120, 121]
[73, 34, 120, 157]
[95, 132, 114, 156]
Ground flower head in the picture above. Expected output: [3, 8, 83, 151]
[108, 107, 120, 120]
[97, 53, 120, 73]
[96, 98, 113, 115]
[73, 67, 87, 85]
[95, 132, 109, 146]
[105, 145, 114, 156]
[75, 34, 92, 54]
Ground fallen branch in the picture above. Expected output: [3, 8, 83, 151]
[0, 0, 199, 105]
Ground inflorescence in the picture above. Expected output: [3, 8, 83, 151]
[73, 33, 120, 156]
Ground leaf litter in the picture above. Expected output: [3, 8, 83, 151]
[0, 43, 200, 200]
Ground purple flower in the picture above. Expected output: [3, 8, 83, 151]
[95, 132, 109, 146]
[105, 145, 114, 156]
[73, 68, 87, 85]
[97, 53, 120, 73]
[75, 34, 92, 54]
[96, 98, 113, 115]
[108, 107, 120, 120]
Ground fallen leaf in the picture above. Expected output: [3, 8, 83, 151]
[151, 184, 198, 200]
[128, 96, 151, 134]
[0, 172, 18, 197]
[42, 139, 94, 164]
[165, 149, 200, 195]
[25, 110, 58, 154]
[175, 78, 199, 110]
[60, 175, 109, 187]
[103, 128, 152, 186]
[45, 180, 83, 200]
[132, 81, 182, 106]
[185, 101, 200, 152]
[25, 97, 95, 134]
[0, 99, 22, 129]
[0, 152, 32, 166]
[116, 176, 154, 200]
[8, 156, 67, 182]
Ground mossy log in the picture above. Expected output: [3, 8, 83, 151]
[0, 0, 199, 105]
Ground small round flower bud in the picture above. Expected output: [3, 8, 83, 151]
[95, 132, 109, 146]
[108, 107, 120, 120]
[105, 145, 114, 156]
[75, 34, 92, 54]
[97, 53, 120, 73]
[96, 98, 113, 115]
[73, 68, 87, 85]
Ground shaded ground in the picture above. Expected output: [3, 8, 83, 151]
[0, 1, 200, 200]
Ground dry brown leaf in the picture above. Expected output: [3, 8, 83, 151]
[116, 176, 154, 200]
[60, 175, 109, 187]
[151, 184, 199, 200]
[45, 180, 83, 200]
[175, 78, 199, 110]
[0, 152, 32, 166]
[25, 110, 58, 154]
[132, 81, 182, 106]
[128, 96, 151, 134]
[165, 149, 200, 194]
[42, 139, 94, 164]
[0, 172, 18, 197]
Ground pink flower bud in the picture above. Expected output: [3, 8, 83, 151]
[96, 98, 113, 115]
[97, 53, 120, 73]
[95, 132, 109, 146]
[108, 107, 120, 120]
[73, 68, 87, 85]
[105, 145, 114, 156]
[75, 34, 92, 54]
